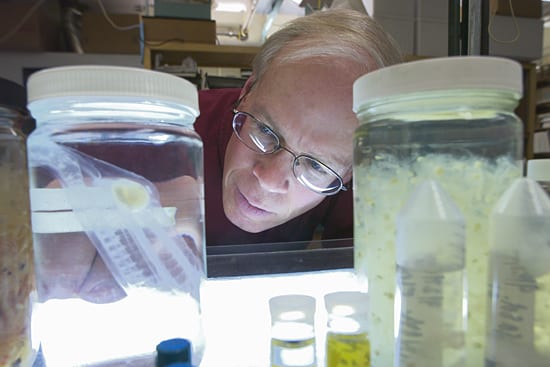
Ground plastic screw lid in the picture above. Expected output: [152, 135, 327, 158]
[526, 159, 550, 182]
[324, 291, 368, 315]
[26, 65, 199, 117]
[353, 56, 523, 112]
[156, 338, 191, 367]
[269, 294, 316, 324]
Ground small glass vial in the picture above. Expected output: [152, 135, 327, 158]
[324, 291, 370, 367]
[526, 159, 550, 196]
[486, 177, 550, 366]
[26, 66, 205, 367]
[269, 294, 317, 367]
[353, 56, 523, 366]
[0, 78, 37, 367]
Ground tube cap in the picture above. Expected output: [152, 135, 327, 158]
[156, 338, 191, 367]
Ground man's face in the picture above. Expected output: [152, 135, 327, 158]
[222, 59, 363, 233]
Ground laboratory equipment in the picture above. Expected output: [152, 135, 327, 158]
[324, 291, 370, 367]
[0, 78, 37, 367]
[486, 177, 550, 367]
[353, 56, 523, 366]
[395, 180, 466, 367]
[156, 338, 191, 367]
[269, 294, 317, 367]
[26, 65, 205, 367]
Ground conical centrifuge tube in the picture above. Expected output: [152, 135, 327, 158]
[486, 177, 550, 367]
[395, 180, 467, 367]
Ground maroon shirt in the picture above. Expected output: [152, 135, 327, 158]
[195, 88, 353, 246]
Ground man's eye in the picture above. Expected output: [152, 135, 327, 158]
[256, 122, 274, 137]
[309, 160, 329, 175]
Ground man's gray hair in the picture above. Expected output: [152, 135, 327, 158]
[251, 9, 403, 83]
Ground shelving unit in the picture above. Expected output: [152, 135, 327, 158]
[518, 62, 538, 160]
[142, 41, 260, 70]
[534, 64, 550, 159]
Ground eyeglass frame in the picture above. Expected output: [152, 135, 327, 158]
[231, 108, 348, 196]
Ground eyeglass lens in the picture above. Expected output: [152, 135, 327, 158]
[233, 111, 344, 195]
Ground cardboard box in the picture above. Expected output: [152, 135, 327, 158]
[154, 0, 211, 20]
[494, 0, 542, 19]
[81, 13, 141, 54]
[0, 0, 62, 52]
[489, 15, 543, 61]
[142, 17, 216, 45]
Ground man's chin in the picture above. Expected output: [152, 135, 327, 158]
[227, 214, 276, 233]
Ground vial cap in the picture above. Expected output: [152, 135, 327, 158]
[26, 65, 199, 117]
[156, 338, 191, 367]
[324, 291, 368, 315]
[526, 159, 550, 182]
[353, 56, 522, 113]
[269, 294, 316, 325]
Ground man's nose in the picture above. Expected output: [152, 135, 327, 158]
[252, 152, 292, 193]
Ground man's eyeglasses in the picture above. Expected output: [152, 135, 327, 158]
[232, 109, 347, 195]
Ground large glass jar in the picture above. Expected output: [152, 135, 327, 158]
[0, 78, 37, 367]
[352, 56, 524, 367]
[26, 66, 205, 367]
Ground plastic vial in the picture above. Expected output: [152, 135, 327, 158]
[269, 294, 317, 367]
[486, 177, 550, 366]
[324, 291, 370, 367]
[395, 180, 467, 367]
[156, 338, 191, 367]
[526, 159, 550, 196]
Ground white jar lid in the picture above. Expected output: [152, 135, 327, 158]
[27, 65, 199, 117]
[527, 159, 550, 182]
[353, 56, 523, 112]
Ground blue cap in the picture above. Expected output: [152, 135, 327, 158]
[155, 338, 191, 367]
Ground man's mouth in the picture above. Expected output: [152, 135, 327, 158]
[236, 189, 271, 216]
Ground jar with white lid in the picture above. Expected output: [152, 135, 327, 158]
[26, 65, 205, 367]
[352, 56, 524, 367]
[0, 78, 37, 367]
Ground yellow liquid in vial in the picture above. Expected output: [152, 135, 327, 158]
[326, 332, 370, 367]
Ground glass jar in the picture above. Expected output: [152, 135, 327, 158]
[324, 291, 370, 367]
[269, 294, 317, 367]
[0, 78, 37, 367]
[26, 66, 205, 367]
[352, 56, 524, 367]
